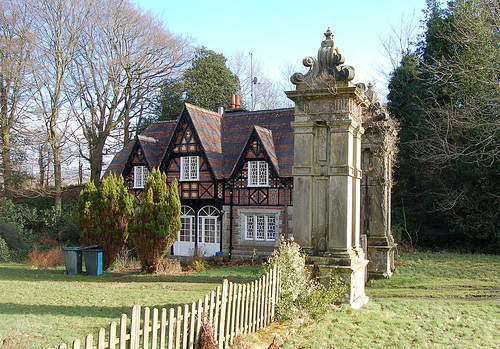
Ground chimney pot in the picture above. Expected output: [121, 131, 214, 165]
[231, 94, 236, 109]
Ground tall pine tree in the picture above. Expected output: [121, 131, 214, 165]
[388, 0, 500, 252]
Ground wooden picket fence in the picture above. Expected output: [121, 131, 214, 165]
[57, 265, 280, 349]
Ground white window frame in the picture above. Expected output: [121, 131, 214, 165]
[198, 206, 220, 244]
[133, 165, 149, 189]
[247, 161, 269, 187]
[180, 156, 199, 181]
[244, 214, 277, 241]
[179, 206, 195, 242]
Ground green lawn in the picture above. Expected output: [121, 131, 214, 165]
[278, 252, 500, 349]
[1, 253, 499, 349]
[0, 263, 263, 348]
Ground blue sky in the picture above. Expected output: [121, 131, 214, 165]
[132, 0, 429, 92]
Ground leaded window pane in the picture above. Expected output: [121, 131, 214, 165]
[246, 216, 254, 239]
[142, 168, 149, 186]
[181, 156, 199, 180]
[256, 215, 265, 240]
[134, 166, 149, 188]
[248, 161, 268, 186]
[267, 216, 276, 240]
[190, 156, 198, 179]
[258, 162, 268, 186]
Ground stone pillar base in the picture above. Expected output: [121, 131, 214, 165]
[367, 243, 395, 279]
[308, 255, 369, 309]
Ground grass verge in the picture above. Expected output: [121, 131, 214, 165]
[0, 263, 263, 348]
[240, 251, 500, 348]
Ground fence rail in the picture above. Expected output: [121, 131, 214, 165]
[57, 265, 280, 349]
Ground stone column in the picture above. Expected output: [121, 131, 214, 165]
[286, 28, 369, 308]
[361, 91, 398, 278]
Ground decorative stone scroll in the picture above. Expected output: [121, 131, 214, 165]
[291, 27, 355, 86]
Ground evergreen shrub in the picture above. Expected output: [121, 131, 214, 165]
[0, 220, 29, 261]
[267, 237, 347, 320]
[130, 169, 181, 273]
[76, 174, 136, 271]
[0, 236, 11, 262]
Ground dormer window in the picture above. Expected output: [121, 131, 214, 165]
[133, 165, 149, 188]
[248, 161, 268, 187]
[180, 156, 199, 181]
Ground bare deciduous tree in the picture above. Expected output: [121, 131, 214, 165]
[416, 0, 500, 169]
[29, 0, 90, 210]
[0, 0, 32, 198]
[71, 0, 191, 184]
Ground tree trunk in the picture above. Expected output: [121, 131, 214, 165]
[123, 110, 130, 147]
[89, 139, 105, 186]
[38, 144, 46, 187]
[1, 131, 13, 199]
[52, 143, 62, 211]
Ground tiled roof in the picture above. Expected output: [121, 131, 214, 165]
[185, 103, 223, 178]
[254, 126, 280, 176]
[103, 105, 295, 179]
[102, 120, 176, 177]
[103, 142, 134, 177]
[138, 120, 176, 169]
[221, 108, 295, 177]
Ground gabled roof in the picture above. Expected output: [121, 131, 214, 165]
[139, 120, 177, 169]
[103, 120, 176, 177]
[184, 103, 223, 178]
[221, 108, 295, 177]
[254, 126, 280, 175]
[104, 142, 134, 177]
[228, 125, 280, 179]
[103, 104, 295, 180]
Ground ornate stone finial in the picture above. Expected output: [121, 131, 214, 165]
[324, 27, 334, 41]
[365, 82, 377, 104]
[291, 27, 355, 86]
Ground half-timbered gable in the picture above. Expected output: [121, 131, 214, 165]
[158, 104, 224, 257]
[221, 109, 294, 207]
[227, 126, 286, 206]
[160, 103, 222, 207]
[104, 120, 176, 201]
[220, 108, 295, 257]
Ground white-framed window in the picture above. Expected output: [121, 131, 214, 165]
[247, 161, 268, 187]
[179, 206, 195, 242]
[180, 156, 199, 181]
[133, 165, 149, 188]
[198, 206, 220, 244]
[245, 214, 276, 241]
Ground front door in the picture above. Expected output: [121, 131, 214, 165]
[197, 206, 220, 256]
[173, 206, 195, 256]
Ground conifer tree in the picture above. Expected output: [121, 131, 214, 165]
[76, 173, 136, 270]
[130, 169, 181, 273]
[153, 47, 240, 123]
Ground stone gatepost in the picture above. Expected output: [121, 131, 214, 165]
[361, 83, 398, 279]
[286, 28, 369, 308]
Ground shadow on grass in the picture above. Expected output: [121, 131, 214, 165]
[0, 264, 262, 285]
[0, 302, 194, 319]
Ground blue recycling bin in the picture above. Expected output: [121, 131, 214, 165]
[62, 247, 83, 275]
[83, 245, 104, 276]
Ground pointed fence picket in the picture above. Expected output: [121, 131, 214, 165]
[57, 265, 280, 349]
